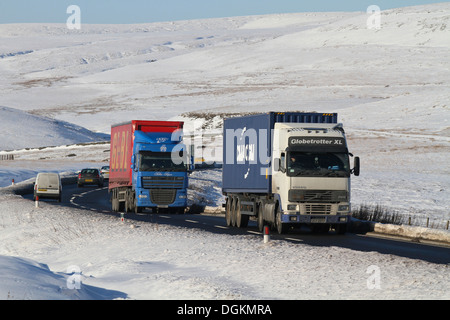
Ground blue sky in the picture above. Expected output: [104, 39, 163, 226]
[0, 0, 446, 24]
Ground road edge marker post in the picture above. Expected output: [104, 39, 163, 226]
[264, 225, 270, 243]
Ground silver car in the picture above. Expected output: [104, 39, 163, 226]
[100, 165, 110, 180]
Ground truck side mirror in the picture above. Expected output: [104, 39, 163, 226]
[353, 156, 360, 176]
[131, 155, 136, 171]
[273, 158, 280, 172]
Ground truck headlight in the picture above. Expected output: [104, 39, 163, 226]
[287, 204, 297, 211]
[338, 205, 349, 212]
[179, 195, 187, 199]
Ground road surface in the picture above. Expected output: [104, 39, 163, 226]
[25, 183, 450, 265]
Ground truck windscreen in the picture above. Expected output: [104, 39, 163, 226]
[287, 152, 350, 177]
[138, 151, 186, 171]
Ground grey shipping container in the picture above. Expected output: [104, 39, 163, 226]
[222, 112, 337, 194]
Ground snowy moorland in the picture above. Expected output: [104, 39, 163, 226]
[0, 3, 449, 299]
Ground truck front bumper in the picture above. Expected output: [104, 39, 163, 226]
[135, 188, 187, 208]
[281, 213, 350, 224]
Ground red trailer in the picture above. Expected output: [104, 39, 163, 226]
[109, 120, 187, 213]
[109, 120, 185, 190]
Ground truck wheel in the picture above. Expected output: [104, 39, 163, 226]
[231, 197, 238, 227]
[225, 197, 232, 226]
[125, 190, 133, 213]
[335, 223, 347, 235]
[133, 198, 142, 213]
[112, 197, 119, 212]
[236, 199, 249, 228]
[257, 203, 264, 232]
[275, 206, 288, 234]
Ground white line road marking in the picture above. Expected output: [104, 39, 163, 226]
[285, 237, 303, 242]
[214, 225, 229, 229]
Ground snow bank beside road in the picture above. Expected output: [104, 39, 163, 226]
[371, 222, 450, 244]
[0, 189, 448, 300]
[0, 255, 126, 300]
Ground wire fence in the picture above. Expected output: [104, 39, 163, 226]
[0, 154, 14, 161]
[352, 204, 449, 231]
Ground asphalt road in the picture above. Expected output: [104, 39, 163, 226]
[25, 183, 450, 265]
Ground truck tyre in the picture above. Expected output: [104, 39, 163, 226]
[125, 190, 131, 213]
[257, 202, 264, 232]
[275, 205, 288, 234]
[335, 223, 347, 235]
[225, 197, 232, 226]
[235, 198, 249, 228]
[112, 194, 119, 212]
[231, 197, 238, 227]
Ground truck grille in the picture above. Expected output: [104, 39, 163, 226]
[142, 176, 184, 189]
[150, 189, 176, 205]
[304, 204, 332, 215]
[304, 191, 333, 201]
[289, 190, 347, 203]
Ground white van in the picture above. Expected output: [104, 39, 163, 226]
[34, 173, 62, 202]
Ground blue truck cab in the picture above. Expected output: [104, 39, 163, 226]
[131, 130, 188, 213]
[109, 120, 188, 214]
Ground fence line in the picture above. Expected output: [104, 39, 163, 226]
[0, 154, 14, 161]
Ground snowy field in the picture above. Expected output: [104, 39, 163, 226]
[0, 3, 449, 299]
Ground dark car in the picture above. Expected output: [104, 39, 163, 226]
[77, 168, 104, 187]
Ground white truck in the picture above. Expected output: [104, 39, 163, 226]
[222, 112, 360, 234]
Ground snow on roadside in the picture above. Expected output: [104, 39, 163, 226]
[0, 190, 449, 300]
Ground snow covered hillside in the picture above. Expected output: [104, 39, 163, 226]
[0, 106, 108, 151]
[1, 3, 448, 221]
[0, 4, 448, 134]
[0, 4, 449, 300]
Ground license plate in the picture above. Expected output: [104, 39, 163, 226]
[38, 189, 47, 192]
[85, 179, 93, 182]
[311, 217, 326, 223]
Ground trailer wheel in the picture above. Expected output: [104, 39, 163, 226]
[112, 193, 119, 212]
[257, 202, 264, 232]
[225, 197, 232, 226]
[125, 190, 133, 213]
[235, 198, 249, 228]
[231, 197, 238, 227]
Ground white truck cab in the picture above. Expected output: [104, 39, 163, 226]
[272, 123, 358, 233]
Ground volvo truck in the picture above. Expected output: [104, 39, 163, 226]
[222, 112, 360, 234]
